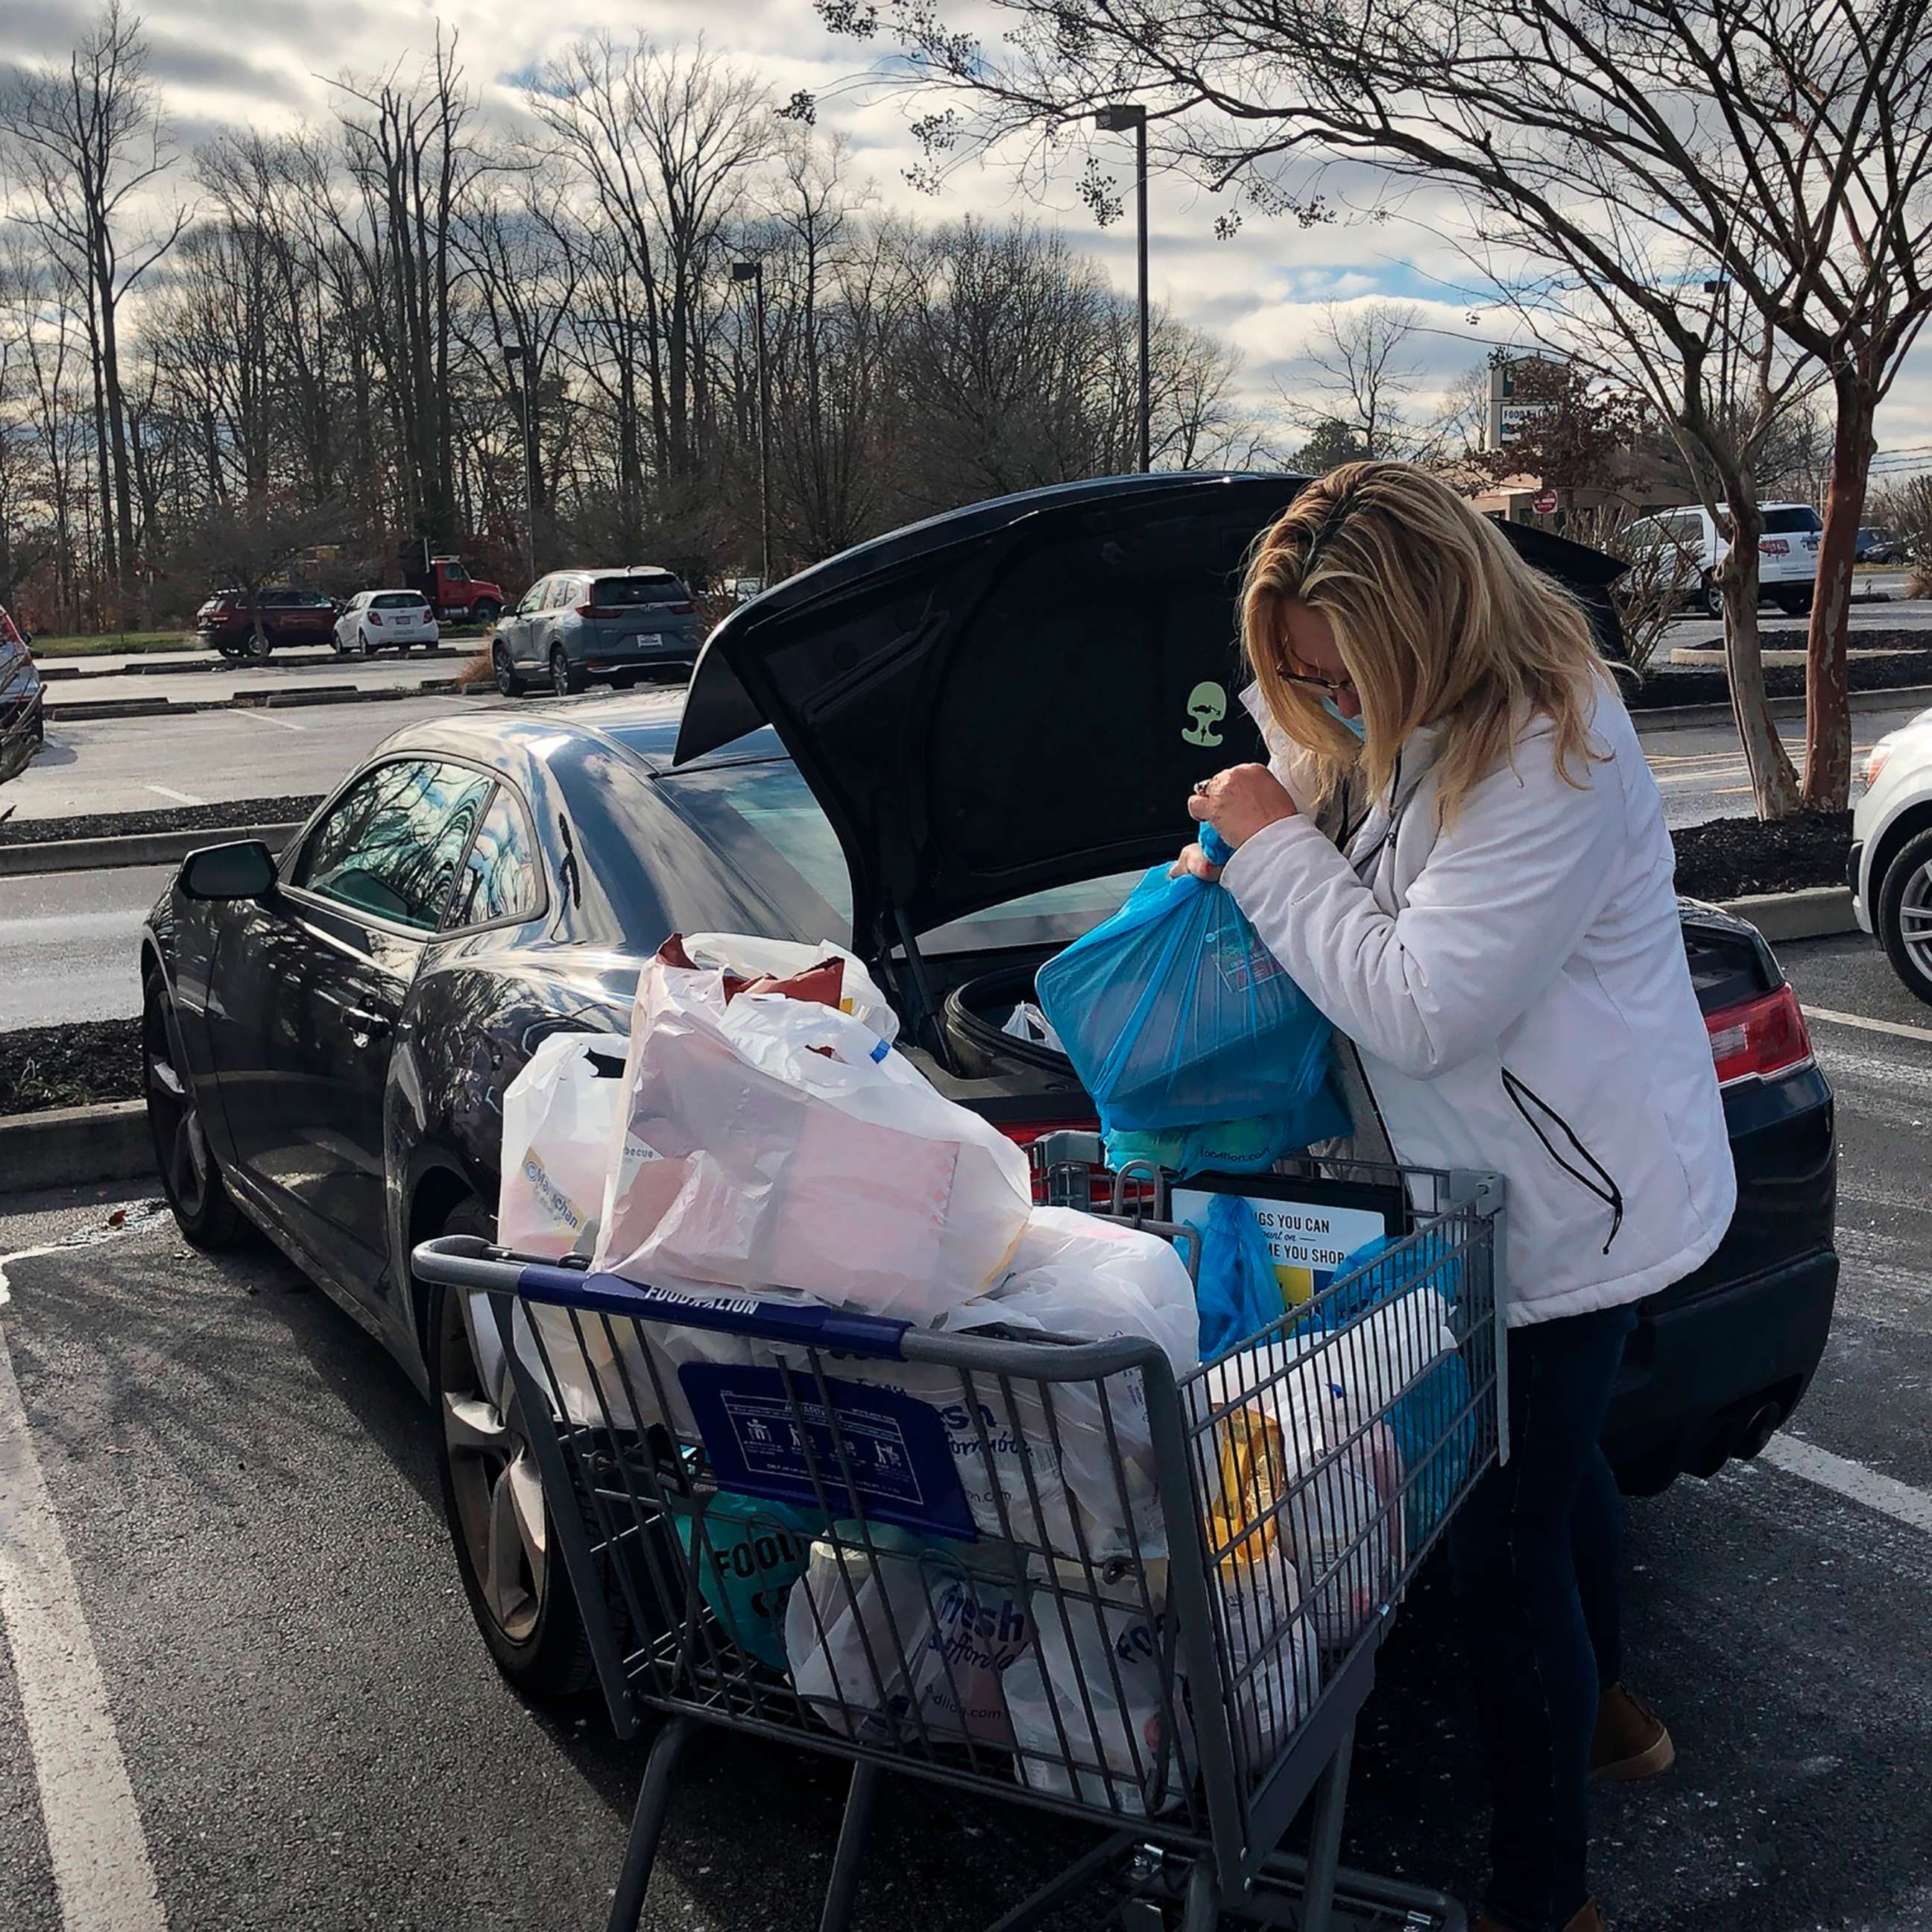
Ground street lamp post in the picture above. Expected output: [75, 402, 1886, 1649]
[732, 259, 772, 587]
[503, 341, 537, 584]
[1096, 102, 1150, 474]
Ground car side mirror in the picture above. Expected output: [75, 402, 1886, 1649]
[180, 839, 277, 901]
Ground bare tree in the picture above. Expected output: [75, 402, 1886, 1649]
[0, 1, 186, 610]
[824, 0, 1932, 818]
[1284, 300, 1433, 460]
[168, 493, 344, 652]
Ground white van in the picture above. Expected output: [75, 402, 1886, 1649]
[1623, 502, 1822, 618]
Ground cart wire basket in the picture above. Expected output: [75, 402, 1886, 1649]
[413, 1146, 1506, 1932]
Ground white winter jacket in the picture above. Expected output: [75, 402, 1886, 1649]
[1221, 678, 1737, 1328]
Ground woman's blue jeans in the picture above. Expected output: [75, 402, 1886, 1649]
[1447, 1302, 1638, 1932]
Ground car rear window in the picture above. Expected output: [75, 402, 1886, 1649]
[1762, 506, 1822, 534]
[653, 758, 1140, 958]
[373, 592, 428, 610]
[593, 574, 688, 607]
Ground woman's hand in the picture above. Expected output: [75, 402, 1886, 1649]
[1169, 842, 1221, 882]
[1187, 764, 1298, 849]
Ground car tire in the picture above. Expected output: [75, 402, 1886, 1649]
[472, 599, 502, 624]
[1773, 590, 1813, 616]
[143, 973, 248, 1251]
[1876, 825, 1932, 1008]
[493, 644, 523, 698]
[1699, 573, 1723, 619]
[357, 628, 373, 658]
[427, 1199, 599, 1701]
[244, 628, 273, 660]
[549, 645, 586, 697]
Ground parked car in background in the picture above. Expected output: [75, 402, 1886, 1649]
[402, 555, 503, 625]
[1855, 526, 1904, 566]
[1624, 501, 1823, 616]
[490, 565, 701, 698]
[0, 604, 42, 783]
[1850, 702, 1932, 1005]
[142, 473, 1835, 1695]
[335, 590, 440, 657]
[195, 586, 340, 657]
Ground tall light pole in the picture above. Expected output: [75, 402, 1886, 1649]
[503, 341, 537, 583]
[732, 259, 772, 586]
[1096, 102, 1150, 473]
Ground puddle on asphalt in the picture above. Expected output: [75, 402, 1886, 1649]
[0, 1198, 172, 1304]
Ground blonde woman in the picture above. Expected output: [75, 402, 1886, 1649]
[1179, 463, 1735, 1932]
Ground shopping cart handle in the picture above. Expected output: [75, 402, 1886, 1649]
[512, 1260, 915, 1360]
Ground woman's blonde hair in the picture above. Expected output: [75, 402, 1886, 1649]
[1242, 461, 1609, 825]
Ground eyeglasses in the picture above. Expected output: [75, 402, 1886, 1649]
[1281, 661, 1355, 696]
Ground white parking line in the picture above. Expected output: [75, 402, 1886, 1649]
[0, 1314, 167, 1932]
[1805, 1005, 1932, 1046]
[232, 707, 306, 733]
[1759, 1432, 1932, 1537]
[144, 783, 204, 806]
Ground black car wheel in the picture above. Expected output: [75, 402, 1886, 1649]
[1877, 827, 1932, 1008]
[472, 599, 502, 624]
[1773, 589, 1813, 616]
[143, 973, 247, 1249]
[244, 628, 273, 660]
[428, 1199, 596, 1699]
[493, 644, 523, 698]
[1699, 573, 1723, 619]
[549, 645, 585, 697]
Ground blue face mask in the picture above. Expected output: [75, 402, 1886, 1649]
[1322, 695, 1367, 740]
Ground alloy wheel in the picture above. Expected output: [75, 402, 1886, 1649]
[1901, 860, 1932, 982]
[493, 646, 517, 697]
[550, 648, 570, 697]
[439, 1286, 546, 1644]
[144, 994, 211, 1219]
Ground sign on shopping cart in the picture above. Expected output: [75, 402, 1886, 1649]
[1170, 1171, 1405, 1307]
[678, 1363, 977, 1540]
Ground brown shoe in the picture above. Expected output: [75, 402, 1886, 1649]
[1591, 1684, 1675, 1782]
[1474, 1904, 1606, 1932]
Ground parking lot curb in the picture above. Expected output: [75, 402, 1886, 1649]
[0, 1101, 151, 1195]
[1634, 682, 1932, 731]
[0, 822, 302, 877]
[1714, 886, 1859, 941]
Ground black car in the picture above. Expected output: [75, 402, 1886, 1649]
[140, 473, 1837, 1693]
[1855, 526, 1904, 566]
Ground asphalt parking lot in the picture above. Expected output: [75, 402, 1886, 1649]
[1, 936, 1929, 1931]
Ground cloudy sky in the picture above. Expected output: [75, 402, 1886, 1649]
[4, 0, 1928, 464]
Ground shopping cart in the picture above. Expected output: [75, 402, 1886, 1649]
[413, 1145, 1505, 1932]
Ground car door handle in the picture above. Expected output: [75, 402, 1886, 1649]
[344, 1008, 393, 1048]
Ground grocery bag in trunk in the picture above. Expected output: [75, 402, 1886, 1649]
[596, 955, 1033, 1320]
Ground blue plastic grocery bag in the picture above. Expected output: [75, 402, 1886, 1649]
[1305, 1232, 1473, 1558]
[1035, 826, 1333, 1136]
[1189, 1193, 1288, 1363]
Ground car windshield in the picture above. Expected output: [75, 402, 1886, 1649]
[593, 574, 687, 607]
[1763, 506, 1822, 534]
[653, 757, 1138, 956]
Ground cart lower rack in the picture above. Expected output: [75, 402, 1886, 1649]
[414, 1152, 1506, 1931]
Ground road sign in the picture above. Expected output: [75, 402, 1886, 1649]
[1532, 489, 1559, 515]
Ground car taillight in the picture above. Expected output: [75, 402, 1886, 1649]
[578, 603, 619, 619]
[367, 610, 382, 625]
[1706, 984, 1813, 1087]
[668, 600, 695, 615]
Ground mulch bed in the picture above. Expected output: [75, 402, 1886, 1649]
[0, 1018, 143, 1114]
[0, 794, 321, 847]
[1673, 810, 1854, 899]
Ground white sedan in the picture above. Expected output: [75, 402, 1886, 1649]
[1851, 703, 1932, 1004]
[333, 590, 440, 657]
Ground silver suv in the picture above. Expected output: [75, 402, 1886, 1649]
[490, 566, 701, 698]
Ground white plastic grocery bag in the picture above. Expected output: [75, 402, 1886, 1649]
[681, 932, 898, 1046]
[595, 959, 1033, 1320]
[498, 1032, 629, 1260]
[939, 1208, 1201, 1556]
[1006, 1574, 1194, 1814]
[783, 1531, 1032, 1746]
